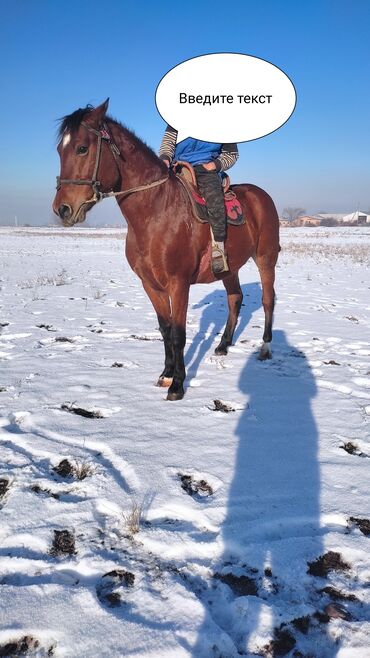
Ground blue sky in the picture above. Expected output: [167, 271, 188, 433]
[0, 0, 369, 225]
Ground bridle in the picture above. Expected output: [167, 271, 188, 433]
[56, 121, 168, 217]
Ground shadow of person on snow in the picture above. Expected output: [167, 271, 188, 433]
[192, 329, 341, 657]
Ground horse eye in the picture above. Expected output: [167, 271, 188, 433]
[76, 145, 88, 155]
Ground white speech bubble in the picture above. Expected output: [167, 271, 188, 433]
[155, 53, 296, 143]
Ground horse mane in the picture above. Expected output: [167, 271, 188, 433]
[57, 106, 93, 138]
[57, 105, 165, 169]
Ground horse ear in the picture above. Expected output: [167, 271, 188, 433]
[85, 98, 110, 127]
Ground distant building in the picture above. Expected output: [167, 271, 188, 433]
[313, 213, 347, 223]
[279, 216, 322, 227]
[313, 211, 370, 225]
[280, 212, 370, 227]
[279, 219, 292, 227]
[342, 211, 370, 224]
[293, 215, 322, 227]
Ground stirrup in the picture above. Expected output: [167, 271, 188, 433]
[211, 244, 229, 275]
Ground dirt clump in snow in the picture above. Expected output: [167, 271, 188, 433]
[129, 334, 160, 341]
[53, 458, 95, 480]
[348, 516, 370, 536]
[31, 484, 60, 500]
[0, 478, 10, 499]
[96, 569, 135, 607]
[291, 615, 311, 634]
[262, 625, 296, 656]
[105, 569, 135, 586]
[36, 323, 55, 331]
[324, 602, 351, 620]
[214, 571, 258, 596]
[212, 399, 235, 412]
[307, 551, 350, 577]
[179, 473, 213, 498]
[53, 459, 74, 478]
[61, 404, 103, 419]
[340, 441, 364, 456]
[50, 529, 76, 557]
[0, 635, 53, 657]
[321, 586, 358, 602]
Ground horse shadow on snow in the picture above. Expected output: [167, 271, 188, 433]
[185, 282, 262, 381]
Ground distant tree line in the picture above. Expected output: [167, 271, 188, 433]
[319, 217, 339, 226]
[282, 207, 306, 222]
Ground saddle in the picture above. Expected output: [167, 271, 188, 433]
[173, 161, 244, 226]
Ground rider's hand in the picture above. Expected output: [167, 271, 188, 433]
[202, 161, 217, 171]
[163, 158, 171, 168]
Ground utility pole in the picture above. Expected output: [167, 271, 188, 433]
[14, 215, 18, 227]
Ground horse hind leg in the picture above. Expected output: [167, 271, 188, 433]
[255, 255, 276, 360]
[215, 273, 243, 356]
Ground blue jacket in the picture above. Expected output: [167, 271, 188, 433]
[174, 138, 222, 166]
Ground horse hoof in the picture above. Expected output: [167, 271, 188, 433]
[156, 376, 173, 388]
[166, 389, 184, 401]
[258, 342, 272, 361]
[214, 344, 228, 356]
[258, 352, 271, 361]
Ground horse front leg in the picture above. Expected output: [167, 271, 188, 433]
[167, 280, 189, 401]
[215, 272, 243, 355]
[142, 283, 174, 387]
[157, 319, 174, 387]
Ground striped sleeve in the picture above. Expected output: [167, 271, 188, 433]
[215, 144, 239, 172]
[159, 125, 178, 162]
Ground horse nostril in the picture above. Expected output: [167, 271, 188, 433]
[58, 204, 72, 220]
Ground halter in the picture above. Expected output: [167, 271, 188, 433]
[56, 122, 168, 215]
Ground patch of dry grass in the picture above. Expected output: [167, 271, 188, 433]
[53, 457, 96, 480]
[122, 499, 143, 535]
[18, 268, 69, 289]
[281, 242, 370, 264]
[73, 458, 96, 480]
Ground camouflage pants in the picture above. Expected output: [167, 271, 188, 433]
[194, 165, 226, 242]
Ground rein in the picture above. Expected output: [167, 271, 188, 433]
[56, 121, 168, 210]
[103, 176, 169, 200]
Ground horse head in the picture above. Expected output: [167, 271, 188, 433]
[53, 99, 120, 226]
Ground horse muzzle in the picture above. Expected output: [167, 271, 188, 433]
[56, 203, 81, 227]
[58, 204, 73, 223]
[55, 198, 97, 226]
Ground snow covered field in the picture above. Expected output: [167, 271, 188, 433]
[0, 226, 369, 658]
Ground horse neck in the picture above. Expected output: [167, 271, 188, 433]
[108, 121, 167, 223]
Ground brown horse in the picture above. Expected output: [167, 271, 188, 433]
[53, 99, 280, 400]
